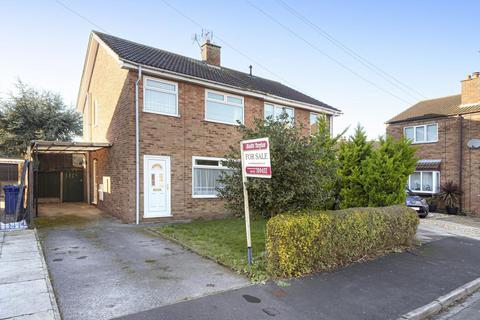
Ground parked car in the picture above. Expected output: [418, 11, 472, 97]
[406, 188, 429, 218]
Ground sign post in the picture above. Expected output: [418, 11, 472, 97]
[240, 137, 271, 265]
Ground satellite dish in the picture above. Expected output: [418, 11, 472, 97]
[467, 139, 480, 149]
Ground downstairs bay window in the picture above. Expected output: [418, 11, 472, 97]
[408, 171, 440, 193]
[192, 157, 232, 198]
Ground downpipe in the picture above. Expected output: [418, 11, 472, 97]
[135, 65, 142, 224]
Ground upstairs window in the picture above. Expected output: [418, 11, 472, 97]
[144, 77, 178, 116]
[309, 112, 327, 133]
[205, 90, 244, 125]
[264, 103, 294, 125]
[192, 157, 232, 197]
[404, 124, 438, 143]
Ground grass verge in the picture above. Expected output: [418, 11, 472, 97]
[151, 217, 268, 282]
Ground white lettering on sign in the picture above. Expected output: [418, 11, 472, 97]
[241, 137, 271, 178]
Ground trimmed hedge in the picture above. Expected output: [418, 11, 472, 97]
[266, 205, 419, 278]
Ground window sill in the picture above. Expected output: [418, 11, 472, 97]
[410, 140, 438, 145]
[192, 195, 220, 199]
[410, 190, 438, 194]
[143, 109, 180, 118]
[203, 119, 242, 126]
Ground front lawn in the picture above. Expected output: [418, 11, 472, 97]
[151, 217, 268, 282]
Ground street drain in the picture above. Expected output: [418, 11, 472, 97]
[242, 294, 261, 303]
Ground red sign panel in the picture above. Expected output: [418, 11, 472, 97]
[242, 140, 268, 151]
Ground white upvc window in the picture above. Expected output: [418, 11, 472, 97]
[143, 77, 179, 116]
[408, 171, 440, 193]
[205, 90, 244, 125]
[404, 123, 438, 143]
[192, 157, 232, 198]
[309, 112, 321, 126]
[310, 112, 329, 134]
[264, 103, 295, 124]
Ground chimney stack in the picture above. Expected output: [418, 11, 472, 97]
[201, 40, 221, 66]
[461, 72, 480, 105]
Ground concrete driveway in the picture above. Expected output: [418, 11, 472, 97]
[36, 204, 249, 320]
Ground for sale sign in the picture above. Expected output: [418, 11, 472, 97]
[241, 137, 271, 178]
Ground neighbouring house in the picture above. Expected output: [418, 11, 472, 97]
[30, 31, 341, 223]
[386, 71, 480, 214]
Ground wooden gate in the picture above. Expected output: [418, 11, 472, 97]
[62, 170, 84, 202]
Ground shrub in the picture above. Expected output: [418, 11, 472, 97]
[337, 125, 373, 208]
[361, 135, 417, 207]
[310, 115, 345, 210]
[266, 205, 419, 278]
[218, 114, 337, 218]
[438, 181, 462, 208]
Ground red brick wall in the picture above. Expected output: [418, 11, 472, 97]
[86, 46, 136, 222]
[460, 113, 480, 215]
[137, 73, 325, 221]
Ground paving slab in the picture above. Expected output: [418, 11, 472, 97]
[0, 259, 43, 284]
[0, 229, 59, 320]
[0, 279, 52, 319]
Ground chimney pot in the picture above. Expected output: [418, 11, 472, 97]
[201, 41, 221, 66]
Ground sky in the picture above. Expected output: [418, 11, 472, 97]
[0, 0, 479, 139]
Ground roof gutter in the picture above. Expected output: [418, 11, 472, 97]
[121, 61, 342, 116]
[135, 65, 142, 225]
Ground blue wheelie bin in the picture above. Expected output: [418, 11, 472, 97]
[3, 185, 20, 215]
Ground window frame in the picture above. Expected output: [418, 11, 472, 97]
[403, 123, 438, 144]
[143, 76, 179, 117]
[408, 170, 440, 194]
[264, 103, 295, 125]
[191, 156, 231, 198]
[204, 89, 244, 126]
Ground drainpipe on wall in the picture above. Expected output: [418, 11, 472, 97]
[135, 65, 142, 224]
[459, 115, 463, 213]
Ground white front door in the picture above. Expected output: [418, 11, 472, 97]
[144, 155, 171, 217]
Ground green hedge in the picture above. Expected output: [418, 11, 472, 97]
[266, 205, 419, 278]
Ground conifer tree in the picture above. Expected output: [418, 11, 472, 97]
[337, 125, 372, 208]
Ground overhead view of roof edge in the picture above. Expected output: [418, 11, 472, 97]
[77, 30, 341, 115]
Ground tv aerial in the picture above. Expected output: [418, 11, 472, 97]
[192, 29, 214, 48]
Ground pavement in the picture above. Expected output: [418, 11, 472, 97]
[111, 214, 480, 320]
[36, 203, 249, 320]
[0, 229, 60, 320]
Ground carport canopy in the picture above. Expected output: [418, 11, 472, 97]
[31, 140, 111, 153]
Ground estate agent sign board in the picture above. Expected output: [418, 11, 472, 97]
[240, 137, 271, 264]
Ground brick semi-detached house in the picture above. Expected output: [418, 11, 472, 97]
[33, 31, 340, 223]
[386, 71, 480, 214]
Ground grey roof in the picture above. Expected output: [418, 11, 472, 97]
[93, 31, 340, 113]
[416, 159, 441, 170]
[387, 94, 480, 124]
